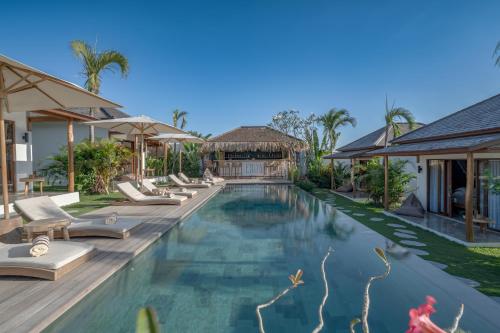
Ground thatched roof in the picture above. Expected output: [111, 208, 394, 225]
[202, 126, 307, 153]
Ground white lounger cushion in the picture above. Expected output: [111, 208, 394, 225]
[141, 179, 197, 197]
[117, 182, 187, 204]
[169, 175, 211, 188]
[0, 241, 94, 270]
[15, 196, 142, 233]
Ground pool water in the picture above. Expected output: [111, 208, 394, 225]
[45, 185, 499, 332]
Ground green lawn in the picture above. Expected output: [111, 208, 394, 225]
[310, 187, 500, 297]
[62, 192, 125, 217]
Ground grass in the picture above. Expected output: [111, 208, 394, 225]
[62, 192, 125, 217]
[310, 187, 500, 297]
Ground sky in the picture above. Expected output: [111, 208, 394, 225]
[2, 0, 500, 146]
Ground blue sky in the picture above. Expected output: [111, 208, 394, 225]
[3, 0, 500, 146]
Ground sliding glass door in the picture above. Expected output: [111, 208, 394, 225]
[478, 160, 500, 230]
[428, 160, 446, 214]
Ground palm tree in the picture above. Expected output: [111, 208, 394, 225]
[320, 108, 357, 189]
[494, 41, 500, 67]
[383, 96, 416, 147]
[172, 109, 188, 129]
[71, 40, 129, 142]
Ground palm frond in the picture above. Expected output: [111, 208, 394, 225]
[97, 51, 129, 77]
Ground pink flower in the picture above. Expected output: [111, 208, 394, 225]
[406, 296, 447, 333]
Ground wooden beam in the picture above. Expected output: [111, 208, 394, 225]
[465, 152, 474, 242]
[67, 119, 75, 193]
[163, 142, 168, 176]
[384, 155, 389, 210]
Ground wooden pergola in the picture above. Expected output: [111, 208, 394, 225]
[28, 109, 97, 192]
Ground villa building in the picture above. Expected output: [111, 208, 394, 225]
[323, 123, 423, 191]
[372, 93, 500, 240]
[201, 126, 306, 179]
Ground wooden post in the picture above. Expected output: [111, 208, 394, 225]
[384, 155, 389, 211]
[179, 149, 182, 173]
[67, 119, 74, 192]
[163, 142, 168, 176]
[351, 158, 356, 193]
[465, 152, 474, 242]
[0, 75, 10, 219]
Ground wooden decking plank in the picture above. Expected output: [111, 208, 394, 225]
[0, 185, 223, 333]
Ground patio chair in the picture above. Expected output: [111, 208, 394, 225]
[0, 241, 94, 280]
[117, 182, 188, 205]
[15, 196, 143, 239]
[199, 169, 224, 184]
[141, 178, 198, 198]
[168, 174, 211, 188]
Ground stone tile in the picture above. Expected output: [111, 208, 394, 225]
[408, 248, 429, 256]
[400, 240, 426, 247]
[353, 213, 365, 217]
[387, 223, 406, 228]
[369, 217, 384, 222]
[394, 229, 416, 235]
[394, 232, 418, 239]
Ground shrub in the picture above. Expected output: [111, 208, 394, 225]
[295, 179, 315, 192]
[43, 139, 132, 194]
[363, 158, 414, 206]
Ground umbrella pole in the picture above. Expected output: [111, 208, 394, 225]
[140, 134, 145, 186]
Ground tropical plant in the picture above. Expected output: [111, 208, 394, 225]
[172, 109, 188, 129]
[70, 40, 129, 141]
[182, 142, 202, 177]
[295, 178, 315, 192]
[383, 96, 415, 147]
[268, 110, 305, 138]
[494, 41, 500, 67]
[188, 130, 212, 140]
[319, 108, 357, 189]
[363, 158, 415, 207]
[43, 139, 132, 194]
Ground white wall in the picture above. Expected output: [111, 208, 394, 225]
[31, 121, 109, 185]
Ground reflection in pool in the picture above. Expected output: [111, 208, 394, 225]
[45, 185, 499, 332]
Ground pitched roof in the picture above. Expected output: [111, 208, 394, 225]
[337, 123, 423, 152]
[202, 126, 306, 152]
[322, 149, 373, 159]
[65, 107, 130, 120]
[393, 93, 500, 144]
[369, 132, 500, 156]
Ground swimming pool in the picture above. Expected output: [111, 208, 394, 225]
[45, 185, 500, 332]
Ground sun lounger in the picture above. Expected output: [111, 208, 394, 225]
[169, 174, 211, 188]
[15, 196, 143, 239]
[0, 241, 94, 280]
[141, 178, 198, 198]
[117, 182, 187, 205]
[202, 169, 225, 184]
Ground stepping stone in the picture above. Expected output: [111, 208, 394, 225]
[353, 213, 365, 217]
[394, 232, 417, 239]
[339, 210, 351, 213]
[369, 217, 384, 222]
[395, 229, 416, 235]
[427, 261, 448, 270]
[66, 210, 80, 214]
[408, 248, 429, 256]
[387, 223, 406, 228]
[400, 240, 426, 247]
[454, 276, 480, 288]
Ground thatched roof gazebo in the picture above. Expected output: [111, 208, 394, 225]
[202, 126, 306, 179]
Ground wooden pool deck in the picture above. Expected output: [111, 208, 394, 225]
[0, 185, 224, 333]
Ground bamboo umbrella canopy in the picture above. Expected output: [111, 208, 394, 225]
[0, 54, 120, 219]
[85, 116, 186, 182]
[149, 133, 204, 174]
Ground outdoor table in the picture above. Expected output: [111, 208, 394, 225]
[473, 216, 491, 233]
[24, 217, 71, 242]
[145, 168, 155, 177]
[19, 176, 45, 196]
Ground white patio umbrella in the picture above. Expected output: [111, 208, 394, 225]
[85, 116, 185, 183]
[149, 133, 204, 174]
[0, 54, 120, 219]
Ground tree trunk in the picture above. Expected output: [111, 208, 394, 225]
[330, 158, 335, 190]
[89, 107, 96, 143]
